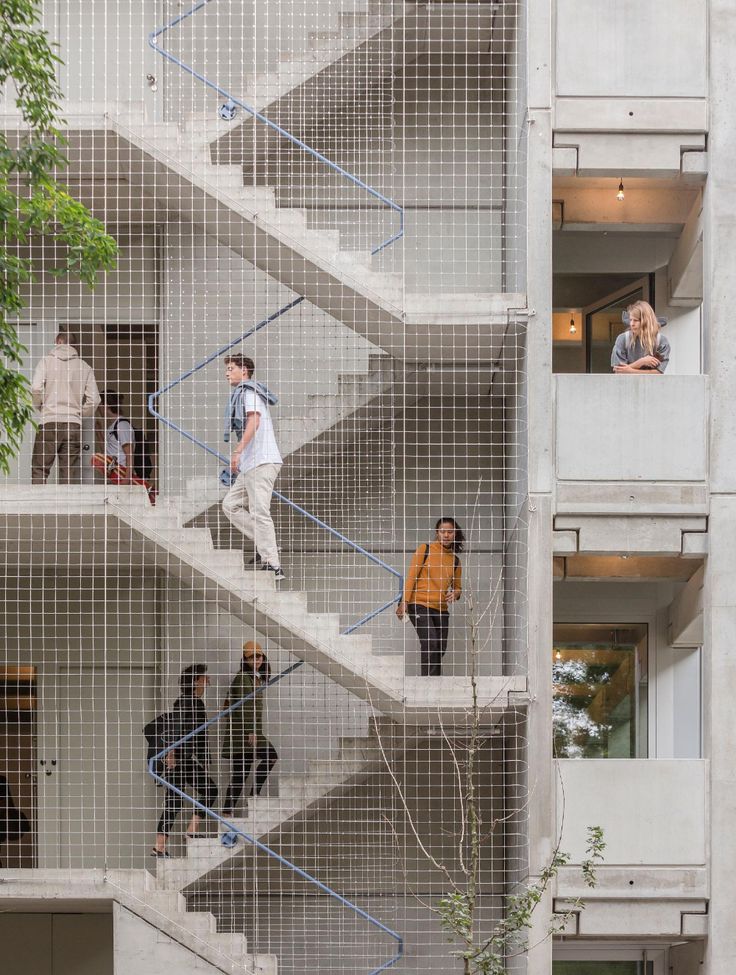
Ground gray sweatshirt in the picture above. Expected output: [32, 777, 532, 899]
[31, 344, 101, 426]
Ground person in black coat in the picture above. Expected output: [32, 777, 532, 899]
[152, 664, 218, 858]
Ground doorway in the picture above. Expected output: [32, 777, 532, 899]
[69, 323, 158, 485]
[36, 666, 157, 869]
[552, 275, 652, 373]
[553, 945, 667, 975]
[0, 666, 37, 867]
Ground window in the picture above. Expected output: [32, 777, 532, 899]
[553, 624, 648, 758]
[554, 963, 646, 975]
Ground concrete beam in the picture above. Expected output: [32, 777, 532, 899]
[668, 191, 704, 306]
[553, 897, 708, 938]
[554, 515, 707, 555]
[668, 565, 705, 646]
[552, 132, 706, 178]
[552, 529, 577, 555]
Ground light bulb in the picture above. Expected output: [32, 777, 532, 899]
[555, 649, 562, 661]
[616, 179, 625, 202]
[569, 317, 577, 335]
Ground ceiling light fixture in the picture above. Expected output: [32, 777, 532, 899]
[616, 178, 625, 202]
[569, 316, 577, 335]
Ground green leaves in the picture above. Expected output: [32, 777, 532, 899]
[434, 829, 605, 975]
[0, 0, 118, 472]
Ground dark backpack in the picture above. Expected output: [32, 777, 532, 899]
[111, 417, 153, 481]
[143, 712, 177, 764]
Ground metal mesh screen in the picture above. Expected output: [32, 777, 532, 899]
[1, 1, 528, 973]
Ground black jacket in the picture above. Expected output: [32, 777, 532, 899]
[171, 694, 210, 768]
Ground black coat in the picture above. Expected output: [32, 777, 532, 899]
[0, 774, 30, 844]
[171, 694, 210, 768]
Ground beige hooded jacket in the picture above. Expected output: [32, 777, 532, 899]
[31, 344, 101, 426]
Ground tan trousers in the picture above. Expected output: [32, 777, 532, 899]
[31, 422, 82, 484]
[222, 463, 281, 567]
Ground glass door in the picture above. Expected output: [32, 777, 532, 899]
[552, 624, 648, 759]
[584, 277, 651, 374]
[554, 945, 666, 975]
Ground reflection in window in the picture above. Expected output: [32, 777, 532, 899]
[552, 624, 648, 759]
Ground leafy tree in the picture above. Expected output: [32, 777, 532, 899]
[0, 0, 118, 473]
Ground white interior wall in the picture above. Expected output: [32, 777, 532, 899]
[654, 265, 702, 375]
[1, 564, 160, 867]
[43, 0, 157, 116]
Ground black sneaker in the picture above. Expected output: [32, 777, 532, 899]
[261, 563, 285, 581]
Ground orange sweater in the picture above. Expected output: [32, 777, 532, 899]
[403, 541, 462, 612]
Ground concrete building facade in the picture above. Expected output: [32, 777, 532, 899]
[0, 1, 727, 974]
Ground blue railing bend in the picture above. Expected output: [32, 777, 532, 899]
[149, 0, 404, 256]
[148, 302, 404, 634]
[149, 663, 403, 974]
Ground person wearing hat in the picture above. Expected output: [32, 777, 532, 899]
[221, 642, 278, 817]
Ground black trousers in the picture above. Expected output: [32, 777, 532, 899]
[157, 764, 218, 835]
[223, 741, 278, 813]
[407, 604, 450, 676]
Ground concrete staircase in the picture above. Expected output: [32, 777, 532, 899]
[184, 0, 409, 126]
[108, 113, 406, 350]
[156, 731, 383, 890]
[107, 112, 517, 361]
[106, 489, 527, 721]
[108, 867, 277, 975]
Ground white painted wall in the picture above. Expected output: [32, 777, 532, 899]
[1, 565, 160, 868]
[42, 0, 157, 116]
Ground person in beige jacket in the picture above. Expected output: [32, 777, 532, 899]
[31, 332, 100, 484]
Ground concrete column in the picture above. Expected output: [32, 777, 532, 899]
[703, 3, 736, 973]
[524, 0, 554, 973]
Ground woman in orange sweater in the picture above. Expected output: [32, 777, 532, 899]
[396, 517, 464, 676]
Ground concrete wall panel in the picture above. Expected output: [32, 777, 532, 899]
[555, 375, 708, 481]
[555, 0, 707, 99]
[556, 759, 707, 865]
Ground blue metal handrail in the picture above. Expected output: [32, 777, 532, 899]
[149, 663, 403, 974]
[149, 0, 404, 255]
[148, 300, 403, 634]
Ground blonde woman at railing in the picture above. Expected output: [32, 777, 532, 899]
[611, 300, 670, 374]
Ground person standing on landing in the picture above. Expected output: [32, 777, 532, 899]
[221, 642, 278, 817]
[611, 300, 670, 374]
[222, 354, 284, 580]
[397, 518, 464, 677]
[30, 331, 100, 484]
